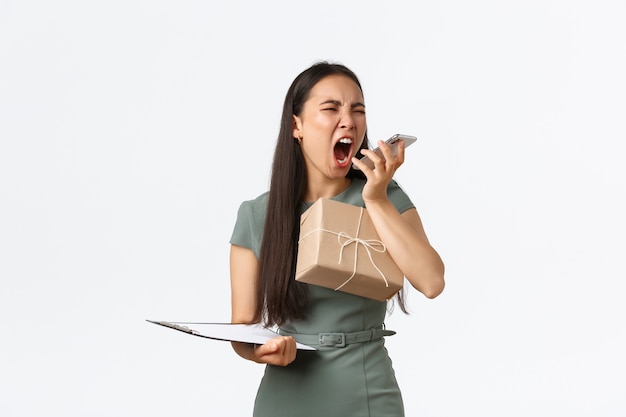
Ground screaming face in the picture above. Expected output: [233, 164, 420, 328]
[293, 74, 367, 179]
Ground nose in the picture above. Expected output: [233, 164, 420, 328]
[339, 110, 355, 130]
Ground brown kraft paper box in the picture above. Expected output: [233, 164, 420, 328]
[295, 198, 404, 301]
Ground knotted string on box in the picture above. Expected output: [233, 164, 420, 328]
[298, 207, 389, 291]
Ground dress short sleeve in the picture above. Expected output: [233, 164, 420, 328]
[229, 193, 268, 259]
[387, 179, 415, 214]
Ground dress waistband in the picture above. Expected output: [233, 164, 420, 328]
[278, 327, 396, 348]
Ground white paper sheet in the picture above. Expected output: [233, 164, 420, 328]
[147, 320, 316, 350]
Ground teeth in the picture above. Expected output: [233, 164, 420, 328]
[338, 138, 352, 144]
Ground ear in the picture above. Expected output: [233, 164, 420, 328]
[292, 115, 303, 139]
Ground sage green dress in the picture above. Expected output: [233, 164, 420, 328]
[230, 178, 415, 417]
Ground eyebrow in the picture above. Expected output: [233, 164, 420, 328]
[319, 99, 366, 108]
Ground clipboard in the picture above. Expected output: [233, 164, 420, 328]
[147, 320, 316, 350]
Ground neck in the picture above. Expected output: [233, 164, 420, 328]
[303, 176, 351, 203]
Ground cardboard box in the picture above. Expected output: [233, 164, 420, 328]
[295, 198, 404, 301]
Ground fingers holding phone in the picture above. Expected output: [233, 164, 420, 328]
[352, 134, 417, 171]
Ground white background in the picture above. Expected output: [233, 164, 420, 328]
[1, 1, 625, 416]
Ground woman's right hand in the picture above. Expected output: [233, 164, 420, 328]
[253, 336, 297, 366]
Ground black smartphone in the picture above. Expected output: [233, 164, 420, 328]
[353, 134, 417, 170]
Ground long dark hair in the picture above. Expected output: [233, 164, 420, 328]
[256, 61, 405, 327]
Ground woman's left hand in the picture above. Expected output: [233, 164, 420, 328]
[352, 139, 405, 202]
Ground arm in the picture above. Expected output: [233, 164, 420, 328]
[352, 140, 445, 298]
[229, 244, 297, 365]
[364, 203, 445, 298]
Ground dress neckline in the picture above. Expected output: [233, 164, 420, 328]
[301, 178, 360, 209]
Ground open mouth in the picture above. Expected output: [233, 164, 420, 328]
[334, 138, 353, 167]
